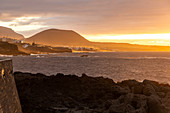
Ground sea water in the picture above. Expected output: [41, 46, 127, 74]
[10, 52, 170, 84]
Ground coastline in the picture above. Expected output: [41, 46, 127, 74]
[14, 72, 170, 113]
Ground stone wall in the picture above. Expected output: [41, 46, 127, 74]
[0, 59, 22, 113]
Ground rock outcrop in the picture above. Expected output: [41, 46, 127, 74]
[14, 72, 170, 113]
[0, 41, 27, 55]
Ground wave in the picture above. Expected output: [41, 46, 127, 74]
[117, 57, 170, 60]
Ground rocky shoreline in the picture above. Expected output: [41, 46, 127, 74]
[14, 72, 170, 113]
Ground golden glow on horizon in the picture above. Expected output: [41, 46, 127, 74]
[1, 15, 170, 46]
[85, 34, 170, 40]
[85, 33, 170, 46]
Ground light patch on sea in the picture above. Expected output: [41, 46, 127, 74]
[2, 52, 170, 84]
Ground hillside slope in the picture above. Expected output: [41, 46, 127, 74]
[0, 26, 24, 40]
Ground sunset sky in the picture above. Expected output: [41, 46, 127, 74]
[0, 0, 170, 46]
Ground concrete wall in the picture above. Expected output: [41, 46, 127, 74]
[0, 59, 22, 113]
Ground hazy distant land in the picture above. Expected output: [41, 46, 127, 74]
[25, 28, 170, 52]
[1, 26, 170, 55]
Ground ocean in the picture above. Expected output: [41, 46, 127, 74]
[8, 52, 170, 84]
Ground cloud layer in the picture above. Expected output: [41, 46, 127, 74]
[0, 0, 170, 37]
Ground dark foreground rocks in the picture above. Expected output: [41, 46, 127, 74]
[14, 72, 170, 113]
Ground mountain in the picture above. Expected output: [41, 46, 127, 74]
[25, 29, 91, 47]
[0, 26, 24, 40]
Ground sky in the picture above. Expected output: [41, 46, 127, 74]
[0, 0, 170, 45]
